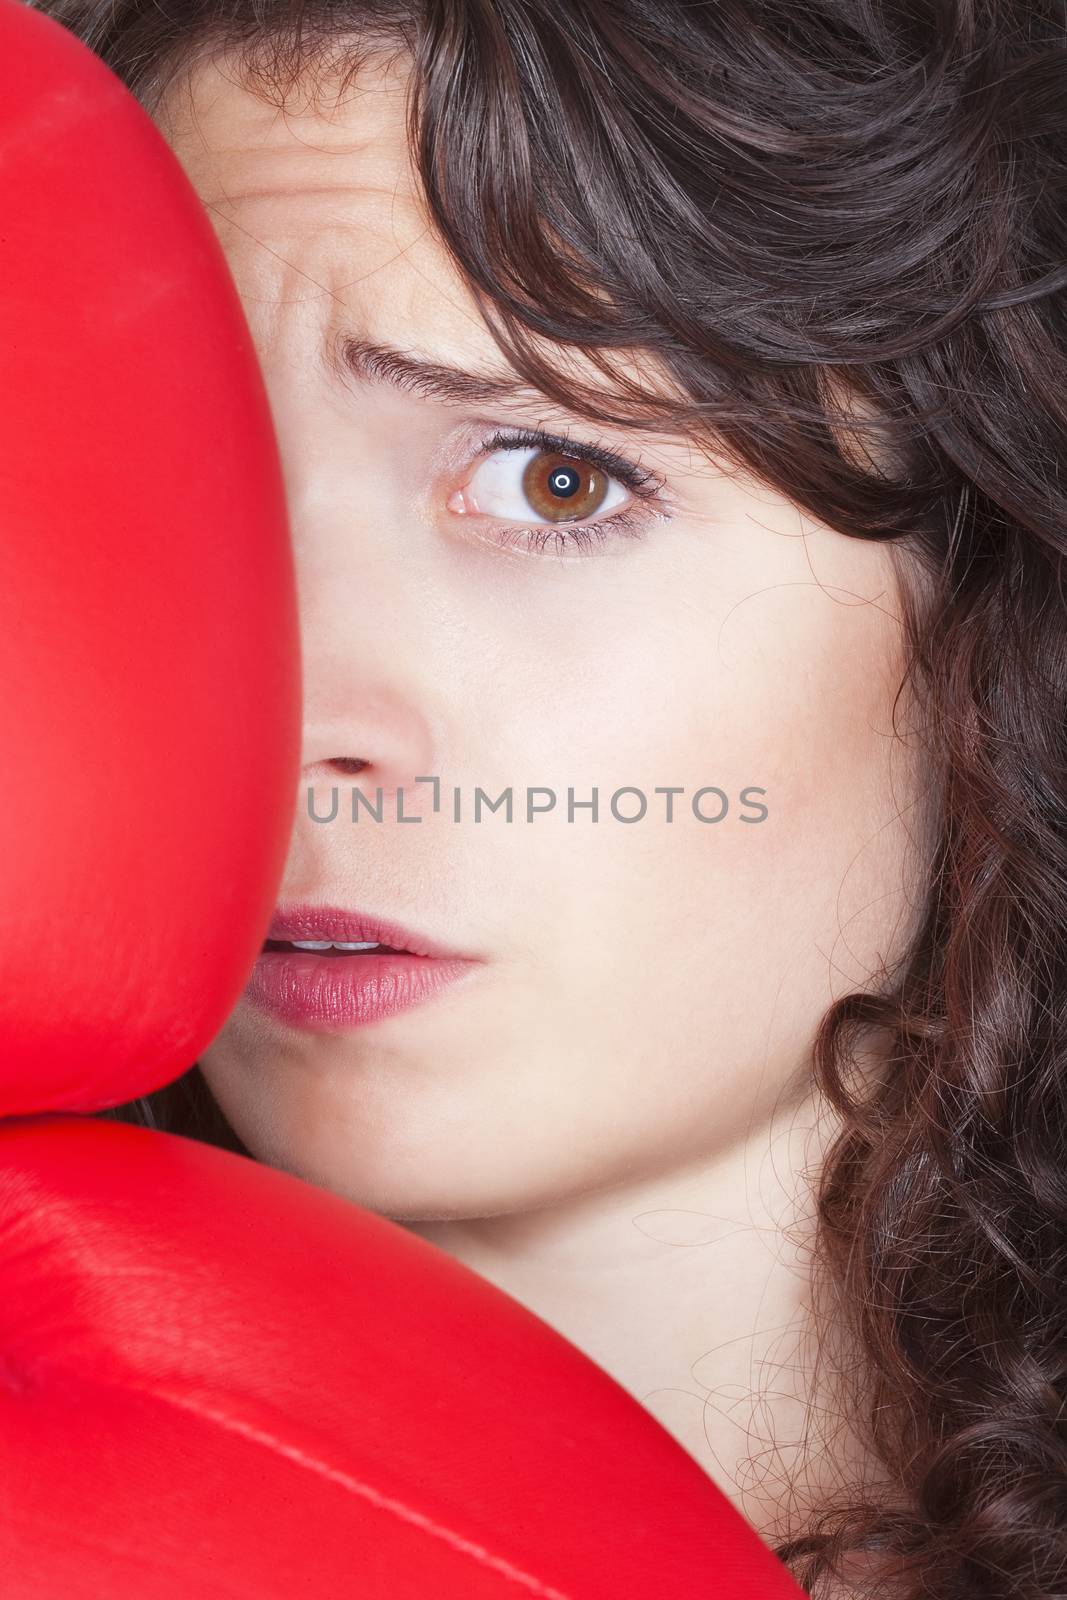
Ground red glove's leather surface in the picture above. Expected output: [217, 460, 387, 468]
[0, 0, 302, 1116]
[0, 4, 805, 1595]
[0, 1114, 805, 1598]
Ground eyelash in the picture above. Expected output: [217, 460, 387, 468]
[470, 426, 665, 558]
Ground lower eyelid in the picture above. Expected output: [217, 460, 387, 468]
[491, 505, 657, 557]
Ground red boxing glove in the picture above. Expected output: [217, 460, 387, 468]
[0, 0, 301, 1115]
[2, 1115, 808, 1599]
[0, 6, 805, 1595]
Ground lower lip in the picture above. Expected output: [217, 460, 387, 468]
[242, 948, 480, 1031]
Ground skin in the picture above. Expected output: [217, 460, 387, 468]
[159, 46, 930, 1535]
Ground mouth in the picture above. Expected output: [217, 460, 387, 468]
[245, 904, 480, 1030]
[262, 939, 407, 956]
[262, 904, 470, 961]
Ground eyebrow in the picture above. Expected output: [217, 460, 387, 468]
[332, 335, 537, 406]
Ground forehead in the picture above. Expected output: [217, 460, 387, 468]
[154, 44, 685, 420]
[155, 46, 486, 356]
[158, 45, 414, 205]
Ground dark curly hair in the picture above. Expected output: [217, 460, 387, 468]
[40, 0, 1067, 1593]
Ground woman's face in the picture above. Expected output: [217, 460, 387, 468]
[161, 50, 927, 1220]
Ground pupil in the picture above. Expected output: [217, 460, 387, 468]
[548, 466, 581, 499]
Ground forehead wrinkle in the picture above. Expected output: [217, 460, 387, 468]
[201, 182, 423, 247]
[204, 183, 397, 205]
[201, 201, 354, 314]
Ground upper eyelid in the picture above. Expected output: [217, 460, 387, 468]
[473, 426, 664, 498]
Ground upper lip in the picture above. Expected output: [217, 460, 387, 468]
[265, 904, 474, 961]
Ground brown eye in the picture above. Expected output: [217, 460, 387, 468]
[521, 450, 610, 523]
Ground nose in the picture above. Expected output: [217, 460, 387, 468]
[301, 683, 439, 804]
[259, 354, 444, 813]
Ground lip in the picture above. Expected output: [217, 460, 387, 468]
[243, 903, 481, 1031]
[265, 904, 471, 960]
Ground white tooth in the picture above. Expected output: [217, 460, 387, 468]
[288, 939, 382, 951]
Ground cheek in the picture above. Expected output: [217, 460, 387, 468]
[503, 555, 924, 1136]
